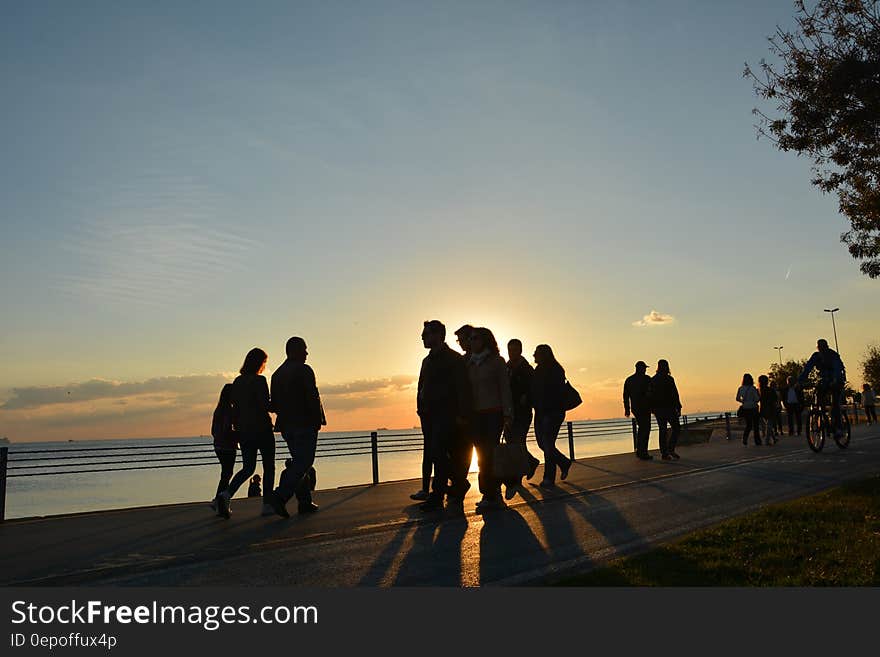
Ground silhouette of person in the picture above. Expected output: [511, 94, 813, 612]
[651, 359, 682, 460]
[799, 338, 846, 437]
[467, 327, 513, 512]
[758, 374, 779, 444]
[623, 361, 653, 460]
[448, 324, 476, 495]
[266, 337, 326, 517]
[416, 320, 473, 512]
[247, 474, 262, 497]
[215, 348, 275, 519]
[783, 376, 804, 436]
[505, 338, 541, 497]
[532, 344, 573, 488]
[863, 383, 877, 425]
[737, 373, 761, 446]
[210, 383, 237, 509]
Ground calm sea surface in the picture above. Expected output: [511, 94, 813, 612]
[4, 416, 727, 519]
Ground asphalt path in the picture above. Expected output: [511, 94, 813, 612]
[3, 423, 879, 586]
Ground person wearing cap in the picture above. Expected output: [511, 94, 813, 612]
[623, 361, 653, 460]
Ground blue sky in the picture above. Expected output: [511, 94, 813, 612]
[1, 1, 876, 440]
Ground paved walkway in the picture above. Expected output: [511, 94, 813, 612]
[3, 424, 879, 586]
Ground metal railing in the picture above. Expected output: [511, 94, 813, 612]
[0, 405, 865, 521]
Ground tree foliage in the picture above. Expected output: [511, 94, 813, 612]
[861, 343, 880, 387]
[745, 0, 880, 277]
[769, 358, 813, 391]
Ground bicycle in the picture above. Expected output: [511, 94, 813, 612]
[805, 390, 851, 452]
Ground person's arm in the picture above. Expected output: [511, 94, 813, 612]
[454, 356, 472, 424]
[258, 376, 271, 415]
[497, 359, 514, 425]
[622, 378, 631, 417]
[672, 378, 682, 414]
[799, 353, 818, 384]
[304, 366, 323, 430]
[736, 386, 743, 403]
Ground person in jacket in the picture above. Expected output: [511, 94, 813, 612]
[532, 344, 573, 488]
[210, 383, 237, 511]
[736, 373, 761, 446]
[623, 361, 653, 460]
[651, 359, 683, 460]
[783, 376, 805, 436]
[266, 337, 326, 518]
[467, 327, 514, 511]
[758, 375, 779, 444]
[799, 339, 846, 438]
[414, 320, 473, 512]
[864, 383, 878, 425]
[215, 348, 275, 519]
[505, 338, 541, 498]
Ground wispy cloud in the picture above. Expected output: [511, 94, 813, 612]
[57, 174, 260, 307]
[632, 310, 675, 327]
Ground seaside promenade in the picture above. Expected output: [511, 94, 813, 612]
[3, 423, 880, 587]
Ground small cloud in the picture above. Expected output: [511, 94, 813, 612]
[632, 310, 675, 328]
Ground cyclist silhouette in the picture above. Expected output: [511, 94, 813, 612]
[798, 339, 846, 437]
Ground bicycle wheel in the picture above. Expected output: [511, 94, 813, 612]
[834, 413, 851, 449]
[807, 411, 825, 452]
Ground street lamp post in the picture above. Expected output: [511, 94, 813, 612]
[824, 308, 840, 354]
[774, 346, 784, 366]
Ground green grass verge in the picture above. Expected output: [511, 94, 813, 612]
[556, 474, 880, 586]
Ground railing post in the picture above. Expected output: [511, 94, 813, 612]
[370, 431, 379, 486]
[631, 418, 638, 452]
[682, 414, 688, 431]
[567, 421, 575, 461]
[0, 446, 8, 523]
[725, 412, 732, 440]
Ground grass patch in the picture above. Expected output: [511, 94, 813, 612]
[556, 475, 880, 586]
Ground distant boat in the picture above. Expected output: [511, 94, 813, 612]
[0, 436, 9, 445]
[376, 427, 388, 431]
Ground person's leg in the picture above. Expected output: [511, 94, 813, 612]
[257, 432, 276, 504]
[787, 406, 795, 436]
[794, 404, 803, 434]
[752, 409, 762, 444]
[668, 414, 681, 454]
[830, 384, 843, 433]
[225, 439, 258, 497]
[868, 405, 877, 423]
[427, 415, 451, 502]
[539, 413, 566, 483]
[420, 417, 432, 493]
[514, 410, 540, 475]
[656, 413, 669, 456]
[635, 410, 651, 455]
[275, 429, 317, 505]
[215, 449, 236, 498]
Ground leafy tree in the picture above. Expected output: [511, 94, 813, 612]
[744, 0, 880, 277]
[861, 343, 880, 388]
[769, 358, 814, 392]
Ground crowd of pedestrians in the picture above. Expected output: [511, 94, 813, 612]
[208, 332, 874, 520]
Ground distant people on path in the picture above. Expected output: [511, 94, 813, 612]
[798, 339, 846, 437]
[651, 360, 682, 460]
[505, 338, 541, 497]
[210, 383, 238, 511]
[623, 361, 653, 460]
[532, 344, 573, 488]
[772, 383, 784, 435]
[758, 375, 779, 444]
[783, 376, 804, 436]
[467, 327, 514, 512]
[415, 320, 473, 512]
[863, 384, 878, 425]
[736, 373, 761, 446]
[266, 337, 326, 518]
[247, 474, 261, 498]
[215, 348, 276, 519]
